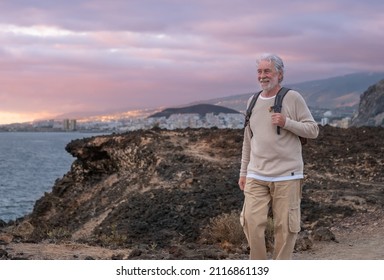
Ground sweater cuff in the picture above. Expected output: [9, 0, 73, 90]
[284, 117, 292, 129]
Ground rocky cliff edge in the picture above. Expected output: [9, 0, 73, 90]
[1, 126, 383, 259]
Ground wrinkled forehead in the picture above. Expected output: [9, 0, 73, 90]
[257, 60, 277, 71]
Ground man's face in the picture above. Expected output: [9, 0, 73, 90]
[257, 60, 281, 91]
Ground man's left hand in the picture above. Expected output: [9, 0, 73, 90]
[271, 113, 286, 128]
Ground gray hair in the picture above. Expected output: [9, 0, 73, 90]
[256, 53, 284, 83]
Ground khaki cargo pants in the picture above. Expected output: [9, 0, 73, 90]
[240, 178, 302, 260]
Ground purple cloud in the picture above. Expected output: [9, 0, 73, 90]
[0, 0, 383, 124]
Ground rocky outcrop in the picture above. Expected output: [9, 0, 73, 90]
[2, 126, 384, 259]
[26, 128, 245, 248]
[352, 79, 384, 127]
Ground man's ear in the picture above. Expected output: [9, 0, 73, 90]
[278, 72, 283, 83]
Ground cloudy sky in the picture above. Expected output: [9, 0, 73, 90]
[0, 0, 383, 124]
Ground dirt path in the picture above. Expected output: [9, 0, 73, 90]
[4, 233, 384, 260]
[3, 242, 131, 260]
[295, 230, 384, 260]
[295, 213, 384, 260]
[4, 222, 384, 260]
[3, 210, 384, 260]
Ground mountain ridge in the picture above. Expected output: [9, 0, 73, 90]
[190, 72, 384, 112]
[148, 103, 240, 118]
[40, 71, 384, 122]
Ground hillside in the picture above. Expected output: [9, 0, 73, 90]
[195, 72, 384, 112]
[30, 72, 383, 126]
[148, 103, 240, 118]
[1, 126, 383, 260]
[292, 72, 384, 108]
[352, 79, 384, 127]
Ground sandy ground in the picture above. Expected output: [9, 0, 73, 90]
[294, 210, 384, 260]
[294, 227, 384, 260]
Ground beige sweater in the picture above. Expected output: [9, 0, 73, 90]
[240, 89, 319, 181]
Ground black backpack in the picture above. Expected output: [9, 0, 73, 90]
[244, 87, 307, 144]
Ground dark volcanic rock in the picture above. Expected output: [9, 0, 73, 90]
[26, 128, 245, 247]
[5, 126, 384, 254]
[0, 220, 7, 228]
[0, 248, 8, 259]
[313, 227, 337, 242]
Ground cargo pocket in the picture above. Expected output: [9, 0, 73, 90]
[288, 205, 301, 233]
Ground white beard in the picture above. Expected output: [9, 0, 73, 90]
[259, 77, 279, 91]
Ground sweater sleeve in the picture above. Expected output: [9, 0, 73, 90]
[239, 125, 251, 177]
[283, 91, 319, 139]
[239, 95, 254, 177]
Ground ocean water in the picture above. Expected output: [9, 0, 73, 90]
[0, 132, 104, 222]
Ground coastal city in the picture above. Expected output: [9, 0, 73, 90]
[0, 106, 354, 133]
[0, 112, 246, 132]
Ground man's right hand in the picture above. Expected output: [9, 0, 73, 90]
[238, 176, 246, 191]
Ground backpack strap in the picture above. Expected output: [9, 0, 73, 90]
[244, 87, 307, 145]
[244, 90, 262, 130]
[272, 87, 307, 145]
[271, 87, 290, 135]
[244, 88, 290, 136]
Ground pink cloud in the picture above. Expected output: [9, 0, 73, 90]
[0, 0, 383, 124]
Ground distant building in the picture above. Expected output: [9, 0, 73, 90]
[63, 119, 77, 131]
[340, 117, 351, 128]
[33, 119, 54, 128]
[330, 117, 351, 128]
[321, 117, 329, 126]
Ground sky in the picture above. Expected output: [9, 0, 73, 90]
[1, 0, 384, 124]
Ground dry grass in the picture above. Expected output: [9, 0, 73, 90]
[202, 210, 275, 253]
[203, 210, 246, 246]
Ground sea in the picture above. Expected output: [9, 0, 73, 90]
[0, 131, 106, 222]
